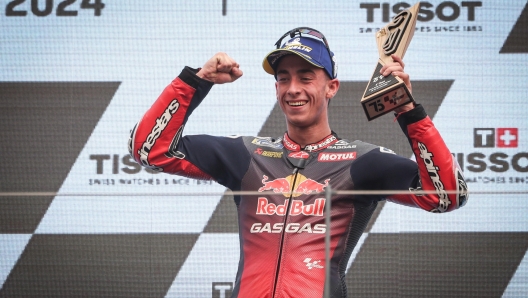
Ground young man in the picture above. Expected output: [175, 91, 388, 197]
[129, 28, 468, 298]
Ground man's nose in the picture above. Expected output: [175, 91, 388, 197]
[287, 78, 302, 96]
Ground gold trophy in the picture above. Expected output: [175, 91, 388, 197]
[361, 2, 420, 121]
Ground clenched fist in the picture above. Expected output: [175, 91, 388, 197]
[196, 52, 243, 84]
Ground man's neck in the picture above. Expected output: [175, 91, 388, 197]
[286, 125, 332, 149]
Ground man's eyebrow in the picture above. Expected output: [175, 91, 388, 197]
[276, 68, 316, 76]
[297, 68, 316, 75]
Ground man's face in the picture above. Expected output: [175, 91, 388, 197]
[275, 54, 339, 130]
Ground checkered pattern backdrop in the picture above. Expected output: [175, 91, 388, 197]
[1, 1, 527, 297]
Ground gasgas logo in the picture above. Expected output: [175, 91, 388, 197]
[258, 174, 329, 197]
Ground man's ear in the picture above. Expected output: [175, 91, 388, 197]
[326, 78, 340, 99]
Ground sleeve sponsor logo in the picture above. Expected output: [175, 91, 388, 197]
[317, 152, 356, 162]
[418, 142, 451, 212]
[138, 99, 180, 171]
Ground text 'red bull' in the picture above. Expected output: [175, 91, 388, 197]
[256, 197, 325, 216]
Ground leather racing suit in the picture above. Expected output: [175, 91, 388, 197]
[128, 66, 468, 298]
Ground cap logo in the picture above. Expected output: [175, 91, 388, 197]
[284, 38, 312, 53]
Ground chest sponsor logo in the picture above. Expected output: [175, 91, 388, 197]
[304, 258, 324, 269]
[283, 135, 300, 151]
[318, 152, 356, 162]
[256, 197, 325, 216]
[288, 151, 309, 159]
[258, 174, 329, 197]
[254, 148, 283, 158]
[250, 222, 326, 234]
[305, 135, 338, 151]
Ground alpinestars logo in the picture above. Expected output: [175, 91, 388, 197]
[138, 99, 180, 171]
[418, 142, 451, 212]
[304, 258, 324, 269]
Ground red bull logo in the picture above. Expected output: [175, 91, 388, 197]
[258, 174, 330, 197]
[256, 197, 325, 216]
[258, 175, 292, 193]
[295, 178, 329, 194]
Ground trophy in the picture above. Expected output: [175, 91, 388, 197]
[361, 2, 420, 121]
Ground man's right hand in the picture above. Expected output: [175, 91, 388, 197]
[196, 52, 243, 84]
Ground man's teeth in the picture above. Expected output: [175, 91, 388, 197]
[288, 101, 306, 106]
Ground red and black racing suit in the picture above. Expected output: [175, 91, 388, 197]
[128, 67, 468, 298]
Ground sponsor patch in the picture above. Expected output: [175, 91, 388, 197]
[305, 135, 337, 152]
[252, 137, 284, 149]
[250, 222, 326, 234]
[318, 152, 356, 162]
[254, 148, 283, 158]
[304, 258, 324, 269]
[256, 197, 325, 216]
[258, 174, 330, 197]
[288, 151, 309, 159]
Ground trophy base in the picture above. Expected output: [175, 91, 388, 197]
[361, 81, 413, 121]
[361, 61, 414, 121]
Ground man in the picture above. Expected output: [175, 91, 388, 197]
[129, 27, 468, 298]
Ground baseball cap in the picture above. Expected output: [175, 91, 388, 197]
[263, 28, 337, 79]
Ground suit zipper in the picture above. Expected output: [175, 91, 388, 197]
[271, 167, 300, 297]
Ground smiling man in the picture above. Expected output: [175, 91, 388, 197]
[129, 27, 468, 298]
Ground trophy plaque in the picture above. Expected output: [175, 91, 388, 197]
[361, 2, 420, 121]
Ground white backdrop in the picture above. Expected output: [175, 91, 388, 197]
[1, 1, 527, 297]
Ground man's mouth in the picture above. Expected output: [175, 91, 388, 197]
[287, 101, 308, 106]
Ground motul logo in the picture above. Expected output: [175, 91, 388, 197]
[318, 152, 356, 162]
[256, 197, 325, 216]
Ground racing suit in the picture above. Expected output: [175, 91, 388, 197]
[128, 66, 468, 298]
